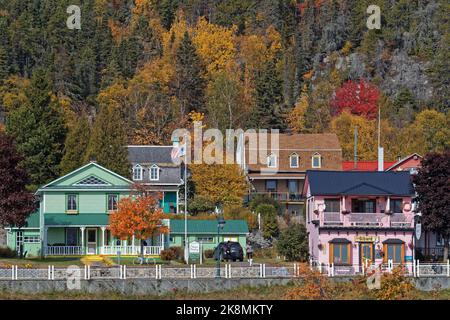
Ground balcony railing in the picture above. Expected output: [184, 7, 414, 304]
[315, 212, 413, 228]
[248, 192, 304, 202]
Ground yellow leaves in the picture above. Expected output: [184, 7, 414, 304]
[287, 86, 309, 133]
[192, 17, 237, 76]
[341, 41, 352, 56]
[0, 75, 30, 112]
[108, 19, 130, 44]
[190, 163, 247, 206]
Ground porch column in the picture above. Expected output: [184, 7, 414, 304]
[101, 227, 106, 255]
[176, 190, 179, 214]
[80, 227, 85, 255]
[160, 233, 164, 249]
[124, 239, 128, 254]
[386, 196, 390, 212]
[43, 227, 48, 256]
[132, 235, 135, 255]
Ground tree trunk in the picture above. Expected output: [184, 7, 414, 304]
[444, 237, 449, 262]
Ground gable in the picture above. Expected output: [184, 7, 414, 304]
[40, 162, 132, 190]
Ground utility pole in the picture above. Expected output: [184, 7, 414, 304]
[354, 126, 358, 170]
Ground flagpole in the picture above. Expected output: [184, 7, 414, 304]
[184, 134, 188, 264]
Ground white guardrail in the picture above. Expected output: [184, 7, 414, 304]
[1, 261, 450, 280]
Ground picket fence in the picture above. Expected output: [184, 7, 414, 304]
[1, 261, 449, 281]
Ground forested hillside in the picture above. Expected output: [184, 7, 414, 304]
[0, 0, 448, 188]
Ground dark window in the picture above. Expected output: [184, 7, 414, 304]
[324, 199, 340, 212]
[385, 244, 404, 264]
[288, 180, 298, 193]
[107, 194, 118, 211]
[67, 194, 77, 211]
[266, 180, 277, 192]
[351, 199, 376, 213]
[391, 199, 402, 213]
[66, 228, 78, 246]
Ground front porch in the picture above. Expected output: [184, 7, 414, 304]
[43, 226, 165, 256]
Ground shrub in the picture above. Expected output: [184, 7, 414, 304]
[374, 266, 417, 300]
[285, 264, 335, 300]
[277, 223, 309, 262]
[160, 246, 183, 261]
[256, 204, 279, 239]
[0, 247, 17, 258]
[249, 194, 280, 212]
[204, 249, 214, 259]
[253, 247, 277, 259]
[188, 196, 216, 215]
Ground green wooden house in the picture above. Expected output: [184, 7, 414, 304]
[6, 162, 167, 257]
[168, 219, 249, 255]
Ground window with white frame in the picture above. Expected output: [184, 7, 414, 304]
[312, 153, 321, 168]
[290, 153, 299, 168]
[133, 164, 143, 181]
[267, 153, 277, 168]
[150, 164, 159, 181]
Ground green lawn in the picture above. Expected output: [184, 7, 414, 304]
[0, 257, 84, 267]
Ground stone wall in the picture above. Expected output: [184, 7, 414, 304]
[0, 277, 448, 295]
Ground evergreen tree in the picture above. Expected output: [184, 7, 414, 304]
[0, 131, 36, 227]
[0, 46, 8, 83]
[247, 58, 286, 130]
[85, 105, 130, 178]
[173, 31, 206, 116]
[5, 69, 67, 190]
[60, 115, 90, 175]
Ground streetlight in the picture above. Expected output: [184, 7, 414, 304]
[216, 208, 226, 278]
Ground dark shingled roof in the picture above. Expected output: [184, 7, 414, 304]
[305, 170, 414, 196]
[127, 146, 174, 163]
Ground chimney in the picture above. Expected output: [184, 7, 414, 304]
[378, 147, 384, 171]
[89, 156, 97, 163]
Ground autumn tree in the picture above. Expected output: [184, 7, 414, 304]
[5, 69, 67, 190]
[190, 163, 247, 206]
[414, 152, 450, 261]
[397, 109, 450, 156]
[331, 79, 380, 119]
[85, 104, 130, 178]
[109, 191, 169, 257]
[287, 85, 309, 133]
[0, 131, 36, 227]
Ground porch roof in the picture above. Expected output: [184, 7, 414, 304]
[44, 214, 109, 226]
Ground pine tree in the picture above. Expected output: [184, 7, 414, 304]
[5, 69, 67, 190]
[60, 114, 90, 175]
[173, 31, 206, 116]
[0, 131, 36, 227]
[85, 105, 130, 178]
[247, 58, 286, 130]
[0, 46, 8, 83]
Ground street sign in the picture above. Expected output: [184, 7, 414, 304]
[189, 241, 200, 254]
[415, 223, 422, 240]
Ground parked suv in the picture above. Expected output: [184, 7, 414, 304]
[213, 242, 244, 262]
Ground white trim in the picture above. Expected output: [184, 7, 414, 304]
[267, 153, 277, 168]
[312, 153, 322, 168]
[385, 153, 423, 171]
[248, 148, 342, 151]
[38, 162, 133, 192]
[289, 152, 299, 168]
[38, 188, 131, 192]
[132, 164, 143, 181]
[149, 164, 160, 181]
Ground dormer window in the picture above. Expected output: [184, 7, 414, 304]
[312, 153, 321, 168]
[133, 164, 143, 181]
[267, 153, 277, 168]
[150, 164, 159, 181]
[290, 153, 299, 168]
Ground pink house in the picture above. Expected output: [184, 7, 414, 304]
[304, 170, 415, 267]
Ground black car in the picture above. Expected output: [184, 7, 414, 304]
[213, 242, 244, 262]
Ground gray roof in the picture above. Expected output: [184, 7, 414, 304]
[305, 170, 414, 196]
[127, 146, 175, 164]
[127, 146, 182, 185]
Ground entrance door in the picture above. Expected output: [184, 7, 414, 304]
[360, 243, 374, 266]
[86, 228, 97, 255]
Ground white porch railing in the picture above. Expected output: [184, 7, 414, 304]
[44, 245, 163, 256]
[45, 246, 84, 256]
[101, 245, 163, 256]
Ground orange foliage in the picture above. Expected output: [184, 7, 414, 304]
[109, 189, 169, 241]
[284, 264, 334, 300]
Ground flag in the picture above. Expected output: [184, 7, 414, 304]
[171, 143, 186, 164]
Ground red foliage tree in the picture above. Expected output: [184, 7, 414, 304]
[0, 131, 36, 227]
[331, 79, 380, 119]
